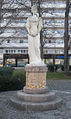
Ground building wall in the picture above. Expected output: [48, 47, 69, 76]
[0, 0, 71, 66]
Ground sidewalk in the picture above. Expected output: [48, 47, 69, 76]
[47, 79, 71, 91]
[0, 80, 71, 119]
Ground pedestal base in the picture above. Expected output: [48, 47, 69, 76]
[10, 66, 62, 111]
[10, 89, 62, 111]
[24, 86, 48, 94]
[25, 66, 47, 89]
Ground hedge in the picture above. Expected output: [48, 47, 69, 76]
[48, 64, 71, 72]
[0, 67, 13, 80]
[0, 67, 26, 91]
[11, 70, 26, 90]
[0, 66, 71, 91]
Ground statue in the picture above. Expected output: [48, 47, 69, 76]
[26, 5, 44, 66]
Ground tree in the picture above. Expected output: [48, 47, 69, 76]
[0, 0, 4, 34]
[1, 0, 70, 67]
[64, 0, 70, 73]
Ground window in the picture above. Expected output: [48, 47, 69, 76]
[23, 50, 25, 54]
[18, 50, 20, 53]
[5, 50, 8, 54]
[9, 50, 10, 53]
[7, 40, 10, 43]
[49, 40, 51, 43]
[14, 50, 16, 53]
[57, 10, 64, 13]
[25, 50, 28, 54]
[57, 30, 64, 34]
[11, 50, 13, 53]
[21, 50, 23, 53]
[24, 40, 28, 43]
[20, 30, 27, 35]
[60, 50, 64, 54]
[20, 40, 23, 43]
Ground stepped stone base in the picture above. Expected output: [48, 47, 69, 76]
[10, 89, 62, 111]
[10, 66, 62, 111]
[17, 90, 56, 102]
[23, 86, 48, 94]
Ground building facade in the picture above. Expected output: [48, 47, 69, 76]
[0, 0, 71, 66]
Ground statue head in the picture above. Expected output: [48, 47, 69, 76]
[31, 5, 37, 15]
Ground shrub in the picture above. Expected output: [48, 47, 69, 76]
[48, 64, 59, 72]
[0, 67, 14, 80]
[0, 68, 26, 91]
[0, 67, 14, 91]
[11, 70, 26, 90]
[48, 64, 71, 72]
[48, 64, 64, 72]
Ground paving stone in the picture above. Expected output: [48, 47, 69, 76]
[0, 80, 71, 119]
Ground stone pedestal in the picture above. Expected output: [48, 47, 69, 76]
[10, 66, 62, 111]
[25, 66, 47, 89]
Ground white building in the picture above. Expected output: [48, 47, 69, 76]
[0, 0, 71, 66]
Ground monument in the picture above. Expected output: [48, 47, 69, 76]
[25, 5, 46, 89]
[10, 5, 62, 111]
[26, 5, 44, 66]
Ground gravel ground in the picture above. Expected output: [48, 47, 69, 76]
[0, 80, 71, 119]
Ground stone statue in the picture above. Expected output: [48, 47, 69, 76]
[26, 5, 44, 66]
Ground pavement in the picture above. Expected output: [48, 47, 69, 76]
[47, 80, 71, 91]
[0, 80, 71, 119]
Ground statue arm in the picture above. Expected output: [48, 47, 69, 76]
[26, 18, 30, 34]
[38, 18, 43, 32]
